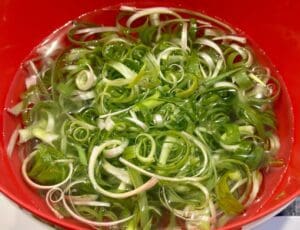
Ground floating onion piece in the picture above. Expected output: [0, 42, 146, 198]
[75, 65, 97, 91]
[135, 133, 156, 163]
[61, 180, 134, 227]
[7, 101, 24, 116]
[212, 35, 247, 44]
[46, 188, 65, 219]
[195, 38, 225, 62]
[88, 140, 158, 199]
[180, 22, 189, 51]
[103, 139, 129, 158]
[215, 171, 245, 215]
[65, 194, 99, 202]
[98, 116, 115, 131]
[62, 196, 133, 227]
[14, 6, 281, 230]
[102, 160, 131, 184]
[75, 26, 119, 35]
[25, 74, 38, 89]
[22, 150, 73, 190]
[244, 171, 262, 207]
[119, 157, 206, 182]
[126, 110, 148, 131]
[125, 7, 181, 28]
[6, 124, 21, 157]
[230, 43, 253, 67]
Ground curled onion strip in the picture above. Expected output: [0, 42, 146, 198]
[22, 151, 73, 190]
[88, 140, 158, 199]
[46, 188, 64, 219]
[126, 7, 182, 28]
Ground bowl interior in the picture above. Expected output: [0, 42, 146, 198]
[0, 1, 299, 229]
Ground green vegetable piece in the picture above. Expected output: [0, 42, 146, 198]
[233, 71, 253, 90]
[215, 171, 245, 215]
[28, 144, 68, 185]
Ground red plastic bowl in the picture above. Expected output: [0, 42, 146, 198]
[0, 0, 300, 229]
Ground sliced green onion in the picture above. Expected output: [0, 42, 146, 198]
[15, 6, 281, 230]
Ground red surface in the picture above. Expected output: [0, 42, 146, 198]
[0, 0, 300, 229]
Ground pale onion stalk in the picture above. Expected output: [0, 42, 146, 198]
[153, 114, 163, 126]
[230, 178, 248, 193]
[118, 182, 129, 191]
[65, 194, 99, 202]
[214, 81, 238, 90]
[212, 35, 247, 44]
[156, 47, 182, 64]
[62, 195, 133, 227]
[181, 131, 209, 177]
[6, 124, 21, 157]
[161, 183, 210, 222]
[75, 65, 97, 91]
[6, 101, 24, 116]
[204, 28, 223, 37]
[244, 171, 262, 207]
[66, 113, 96, 130]
[75, 26, 119, 35]
[46, 188, 64, 219]
[248, 73, 267, 87]
[103, 37, 132, 45]
[72, 200, 111, 207]
[135, 133, 156, 163]
[98, 116, 115, 131]
[126, 110, 148, 131]
[180, 22, 189, 51]
[46, 112, 55, 132]
[32, 128, 59, 145]
[88, 140, 158, 199]
[119, 157, 206, 182]
[62, 180, 133, 227]
[98, 107, 131, 119]
[266, 134, 280, 154]
[230, 43, 253, 67]
[18, 128, 33, 144]
[73, 90, 95, 100]
[239, 125, 255, 135]
[150, 13, 160, 26]
[126, 7, 181, 28]
[119, 5, 137, 12]
[208, 199, 217, 228]
[169, 64, 184, 83]
[25, 75, 38, 89]
[198, 51, 215, 76]
[27, 60, 39, 75]
[107, 61, 137, 79]
[195, 38, 225, 62]
[102, 160, 132, 184]
[210, 58, 224, 78]
[199, 63, 208, 79]
[158, 136, 177, 165]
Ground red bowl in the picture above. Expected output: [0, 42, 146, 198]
[0, 0, 300, 229]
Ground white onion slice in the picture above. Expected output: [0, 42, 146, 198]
[75, 27, 119, 35]
[88, 140, 158, 199]
[212, 35, 247, 44]
[62, 195, 133, 227]
[6, 101, 24, 116]
[6, 124, 21, 157]
[126, 7, 181, 28]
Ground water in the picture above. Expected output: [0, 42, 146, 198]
[3, 6, 294, 230]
